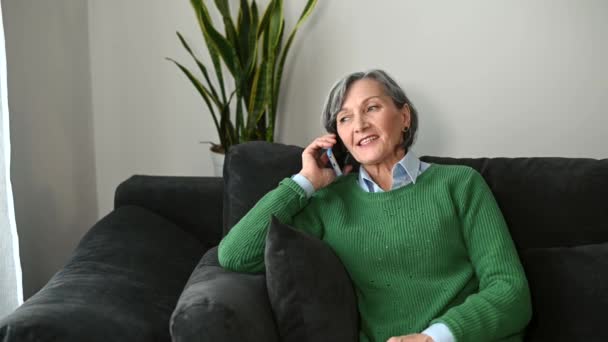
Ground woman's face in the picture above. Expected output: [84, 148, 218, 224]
[336, 79, 410, 168]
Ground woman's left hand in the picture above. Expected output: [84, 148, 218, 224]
[386, 334, 434, 342]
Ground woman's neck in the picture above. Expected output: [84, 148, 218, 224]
[362, 148, 407, 191]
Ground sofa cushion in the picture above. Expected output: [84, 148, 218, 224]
[170, 247, 279, 342]
[265, 216, 359, 342]
[0, 206, 205, 342]
[223, 141, 303, 235]
[520, 242, 608, 341]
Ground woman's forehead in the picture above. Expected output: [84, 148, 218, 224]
[346, 79, 384, 97]
[341, 81, 388, 110]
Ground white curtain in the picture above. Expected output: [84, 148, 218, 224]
[0, 2, 23, 319]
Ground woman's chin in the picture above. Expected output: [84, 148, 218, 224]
[352, 143, 393, 165]
[353, 153, 385, 167]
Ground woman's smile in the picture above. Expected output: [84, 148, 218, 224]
[357, 135, 379, 146]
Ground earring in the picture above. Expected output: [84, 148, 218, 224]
[402, 126, 410, 133]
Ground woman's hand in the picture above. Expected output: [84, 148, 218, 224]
[298, 134, 353, 191]
[386, 334, 434, 342]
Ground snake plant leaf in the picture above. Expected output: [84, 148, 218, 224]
[191, 0, 227, 103]
[268, 18, 284, 114]
[176, 31, 221, 106]
[224, 17, 240, 57]
[268, 0, 284, 52]
[261, 17, 270, 60]
[245, 1, 261, 102]
[271, 0, 318, 132]
[246, 1, 259, 77]
[248, 59, 270, 132]
[214, 0, 240, 57]
[237, 0, 252, 67]
[219, 101, 235, 148]
[196, 3, 241, 78]
[234, 0, 255, 106]
[257, 0, 273, 40]
[275, 0, 318, 99]
[261, 57, 273, 122]
[213, 0, 231, 21]
[166, 57, 225, 148]
[273, 19, 285, 61]
[220, 89, 238, 148]
[259, 0, 283, 140]
[251, 1, 260, 38]
[235, 95, 244, 140]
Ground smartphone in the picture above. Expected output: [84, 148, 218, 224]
[326, 148, 343, 176]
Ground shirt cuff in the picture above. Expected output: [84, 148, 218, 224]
[291, 173, 315, 198]
[421, 323, 455, 342]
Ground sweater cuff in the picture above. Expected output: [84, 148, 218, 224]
[422, 323, 455, 342]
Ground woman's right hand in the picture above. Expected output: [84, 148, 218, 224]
[298, 134, 352, 191]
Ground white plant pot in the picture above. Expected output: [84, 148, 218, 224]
[210, 150, 225, 177]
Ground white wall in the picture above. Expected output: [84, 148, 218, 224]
[3, 0, 97, 297]
[89, 0, 608, 216]
[88, 1, 219, 217]
[279, 0, 608, 157]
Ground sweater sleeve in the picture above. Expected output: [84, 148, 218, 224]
[218, 177, 324, 273]
[431, 169, 532, 341]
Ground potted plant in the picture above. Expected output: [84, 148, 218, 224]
[168, 0, 318, 175]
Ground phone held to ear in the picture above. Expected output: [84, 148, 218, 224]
[326, 148, 343, 176]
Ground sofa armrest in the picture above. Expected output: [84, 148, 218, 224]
[114, 175, 223, 247]
[170, 247, 279, 342]
[0, 206, 206, 342]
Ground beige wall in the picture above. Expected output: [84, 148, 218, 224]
[89, 0, 608, 217]
[3, 0, 97, 297]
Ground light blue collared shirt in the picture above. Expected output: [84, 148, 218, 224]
[291, 150, 431, 196]
[292, 152, 454, 342]
[358, 150, 431, 193]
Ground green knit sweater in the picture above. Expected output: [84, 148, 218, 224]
[218, 164, 532, 342]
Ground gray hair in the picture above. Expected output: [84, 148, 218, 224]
[321, 69, 418, 151]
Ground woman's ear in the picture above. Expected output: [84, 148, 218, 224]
[401, 104, 412, 128]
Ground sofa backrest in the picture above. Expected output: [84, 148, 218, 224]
[420, 156, 608, 249]
[223, 141, 303, 236]
[223, 142, 608, 249]
[222, 141, 608, 341]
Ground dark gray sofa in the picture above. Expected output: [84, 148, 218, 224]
[1, 141, 607, 341]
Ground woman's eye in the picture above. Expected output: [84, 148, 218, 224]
[338, 116, 350, 123]
[367, 105, 379, 112]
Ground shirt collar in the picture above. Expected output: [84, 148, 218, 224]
[358, 150, 423, 192]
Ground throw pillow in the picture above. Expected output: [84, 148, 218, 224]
[264, 216, 359, 341]
[520, 241, 608, 341]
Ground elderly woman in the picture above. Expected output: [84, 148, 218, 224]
[218, 70, 532, 342]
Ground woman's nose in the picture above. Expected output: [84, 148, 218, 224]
[353, 114, 369, 132]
